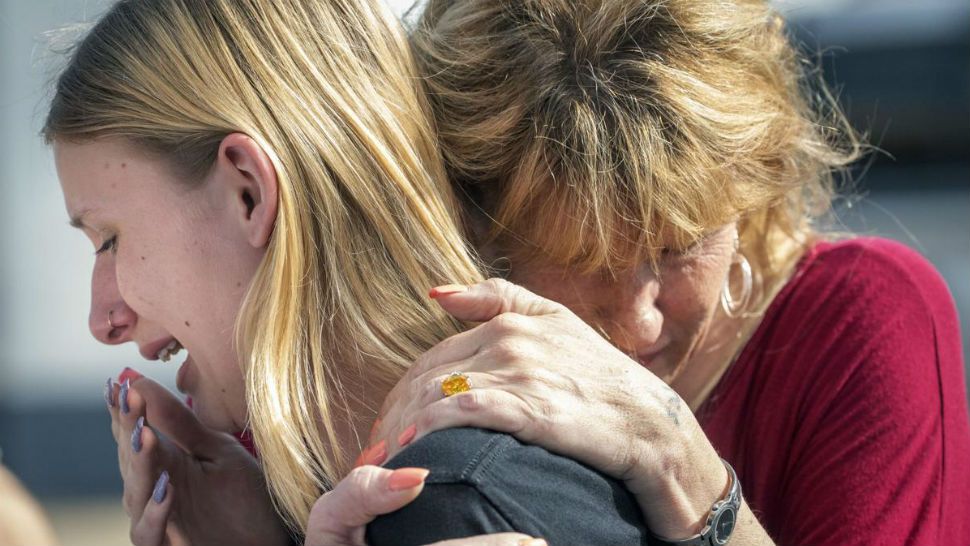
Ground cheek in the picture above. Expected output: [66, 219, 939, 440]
[660, 261, 728, 326]
[114, 253, 159, 313]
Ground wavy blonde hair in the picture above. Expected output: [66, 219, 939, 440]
[411, 0, 862, 304]
[44, 0, 482, 532]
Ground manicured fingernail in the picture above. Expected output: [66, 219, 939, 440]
[118, 367, 142, 384]
[364, 440, 387, 466]
[119, 379, 130, 415]
[131, 416, 144, 453]
[397, 424, 417, 447]
[388, 467, 429, 491]
[104, 378, 115, 408]
[152, 471, 169, 503]
[429, 284, 467, 298]
[518, 540, 547, 546]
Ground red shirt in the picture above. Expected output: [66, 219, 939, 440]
[698, 238, 970, 545]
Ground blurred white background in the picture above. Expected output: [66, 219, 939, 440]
[1, 0, 967, 545]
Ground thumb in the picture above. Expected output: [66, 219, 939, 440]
[305, 466, 429, 546]
[129, 376, 224, 458]
[429, 278, 562, 322]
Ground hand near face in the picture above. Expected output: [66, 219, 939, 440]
[107, 373, 290, 546]
[369, 279, 728, 539]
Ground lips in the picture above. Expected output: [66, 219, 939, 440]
[139, 337, 180, 361]
[635, 338, 669, 368]
[175, 353, 192, 393]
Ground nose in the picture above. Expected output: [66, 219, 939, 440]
[598, 269, 663, 356]
[89, 254, 136, 344]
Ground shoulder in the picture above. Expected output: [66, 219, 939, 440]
[367, 428, 648, 546]
[767, 237, 958, 346]
[741, 236, 963, 436]
[795, 237, 952, 312]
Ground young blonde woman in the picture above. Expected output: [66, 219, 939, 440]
[47, 0, 652, 545]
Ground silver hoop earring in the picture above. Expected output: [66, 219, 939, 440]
[721, 252, 752, 318]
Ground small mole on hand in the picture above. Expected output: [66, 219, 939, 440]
[184, 321, 191, 327]
[236, 282, 241, 287]
[140, 256, 146, 261]
[121, 163, 127, 169]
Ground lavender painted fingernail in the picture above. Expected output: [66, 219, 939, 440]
[104, 378, 114, 408]
[131, 416, 144, 453]
[152, 471, 169, 504]
[119, 379, 130, 415]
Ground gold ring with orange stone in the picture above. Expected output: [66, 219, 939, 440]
[441, 372, 473, 397]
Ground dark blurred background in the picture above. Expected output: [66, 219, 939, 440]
[0, 0, 967, 544]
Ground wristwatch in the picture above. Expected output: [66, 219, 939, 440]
[650, 458, 742, 546]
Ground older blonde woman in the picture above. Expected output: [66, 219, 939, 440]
[359, 1, 970, 545]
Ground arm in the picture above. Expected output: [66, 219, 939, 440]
[371, 280, 776, 543]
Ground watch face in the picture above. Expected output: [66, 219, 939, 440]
[713, 507, 737, 545]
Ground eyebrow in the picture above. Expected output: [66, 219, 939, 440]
[68, 209, 92, 230]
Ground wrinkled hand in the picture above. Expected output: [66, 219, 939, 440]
[107, 373, 290, 546]
[370, 279, 727, 538]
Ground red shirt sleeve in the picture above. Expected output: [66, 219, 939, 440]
[700, 238, 970, 545]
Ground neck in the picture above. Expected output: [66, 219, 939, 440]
[328, 367, 396, 474]
[671, 311, 760, 411]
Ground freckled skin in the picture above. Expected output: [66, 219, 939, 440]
[508, 225, 744, 397]
[55, 139, 264, 432]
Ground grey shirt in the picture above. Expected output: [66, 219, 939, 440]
[366, 427, 651, 546]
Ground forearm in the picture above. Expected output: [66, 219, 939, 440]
[627, 413, 774, 546]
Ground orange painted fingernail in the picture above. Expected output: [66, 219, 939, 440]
[388, 467, 429, 491]
[118, 367, 143, 384]
[397, 424, 417, 447]
[518, 540, 547, 546]
[429, 284, 467, 298]
[364, 440, 387, 466]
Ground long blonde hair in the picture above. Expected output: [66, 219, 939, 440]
[411, 0, 862, 305]
[45, 0, 482, 531]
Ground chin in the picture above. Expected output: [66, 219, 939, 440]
[191, 396, 244, 434]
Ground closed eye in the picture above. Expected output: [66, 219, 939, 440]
[95, 236, 117, 255]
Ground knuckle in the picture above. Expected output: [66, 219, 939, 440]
[423, 377, 443, 403]
[345, 465, 380, 497]
[455, 390, 484, 412]
[489, 312, 528, 336]
[483, 277, 512, 293]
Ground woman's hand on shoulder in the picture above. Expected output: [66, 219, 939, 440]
[370, 278, 728, 538]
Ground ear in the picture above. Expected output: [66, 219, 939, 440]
[214, 133, 279, 248]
